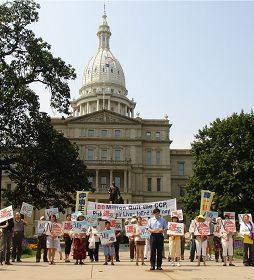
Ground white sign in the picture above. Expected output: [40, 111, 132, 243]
[62, 221, 72, 234]
[221, 220, 236, 233]
[171, 210, 183, 221]
[87, 199, 177, 218]
[138, 226, 150, 239]
[125, 225, 134, 237]
[191, 221, 210, 236]
[167, 222, 185, 236]
[204, 211, 218, 221]
[223, 212, 235, 220]
[0, 206, 14, 223]
[100, 229, 116, 245]
[36, 221, 47, 235]
[71, 221, 88, 233]
[45, 208, 59, 220]
[20, 202, 33, 218]
[110, 219, 123, 230]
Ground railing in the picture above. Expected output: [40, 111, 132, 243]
[84, 159, 131, 166]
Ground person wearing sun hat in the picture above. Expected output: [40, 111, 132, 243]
[168, 214, 182, 267]
[191, 214, 208, 266]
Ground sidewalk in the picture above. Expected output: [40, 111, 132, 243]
[0, 246, 253, 280]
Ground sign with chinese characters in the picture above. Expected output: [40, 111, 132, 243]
[20, 202, 33, 218]
[221, 220, 236, 233]
[71, 221, 88, 234]
[110, 219, 123, 230]
[223, 212, 235, 220]
[100, 229, 116, 245]
[125, 225, 134, 237]
[200, 190, 215, 215]
[75, 191, 89, 213]
[0, 206, 14, 223]
[167, 222, 184, 236]
[171, 210, 183, 221]
[193, 221, 210, 236]
[62, 221, 72, 234]
[45, 208, 59, 220]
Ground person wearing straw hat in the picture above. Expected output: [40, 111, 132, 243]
[192, 215, 208, 266]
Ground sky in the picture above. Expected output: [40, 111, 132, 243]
[30, 0, 254, 148]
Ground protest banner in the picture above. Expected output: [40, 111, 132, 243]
[0, 205, 14, 223]
[87, 199, 176, 218]
[45, 208, 59, 220]
[44, 222, 62, 236]
[193, 221, 210, 236]
[71, 221, 88, 233]
[171, 209, 183, 221]
[62, 221, 73, 234]
[238, 213, 252, 224]
[20, 202, 33, 218]
[200, 190, 215, 215]
[139, 226, 150, 239]
[125, 225, 134, 237]
[167, 222, 184, 236]
[221, 220, 236, 233]
[100, 229, 116, 245]
[101, 210, 115, 220]
[36, 221, 48, 235]
[223, 212, 235, 220]
[110, 219, 123, 230]
[203, 211, 218, 221]
[75, 191, 89, 213]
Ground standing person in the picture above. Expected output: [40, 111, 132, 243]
[12, 212, 27, 262]
[128, 217, 137, 262]
[133, 216, 146, 266]
[63, 214, 72, 263]
[240, 214, 254, 266]
[221, 215, 235, 266]
[36, 216, 48, 263]
[206, 221, 214, 261]
[168, 215, 182, 267]
[87, 225, 100, 262]
[45, 214, 59, 265]
[71, 212, 86, 265]
[147, 208, 167, 270]
[191, 215, 208, 266]
[0, 218, 14, 265]
[114, 229, 122, 262]
[102, 221, 115, 265]
[213, 217, 223, 263]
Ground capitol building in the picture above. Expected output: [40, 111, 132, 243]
[51, 11, 193, 206]
[2, 11, 193, 220]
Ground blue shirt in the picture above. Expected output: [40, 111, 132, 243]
[148, 216, 167, 230]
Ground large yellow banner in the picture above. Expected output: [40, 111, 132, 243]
[200, 190, 215, 215]
[75, 191, 89, 214]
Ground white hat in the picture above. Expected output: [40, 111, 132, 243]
[40, 216, 45, 221]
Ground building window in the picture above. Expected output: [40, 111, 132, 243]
[155, 132, 160, 139]
[87, 149, 94, 161]
[114, 149, 121, 161]
[101, 176, 107, 190]
[146, 150, 152, 165]
[180, 185, 185, 196]
[101, 130, 108, 137]
[115, 129, 121, 137]
[88, 129, 95, 137]
[147, 178, 152, 192]
[157, 178, 161, 192]
[156, 151, 161, 165]
[178, 162, 185, 176]
[146, 131, 151, 139]
[6, 183, 11, 191]
[101, 149, 108, 160]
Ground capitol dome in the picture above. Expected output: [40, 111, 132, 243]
[71, 10, 136, 118]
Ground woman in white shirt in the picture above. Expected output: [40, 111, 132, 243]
[240, 214, 254, 266]
[87, 225, 100, 262]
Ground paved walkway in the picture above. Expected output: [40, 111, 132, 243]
[0, 246, 253, 280]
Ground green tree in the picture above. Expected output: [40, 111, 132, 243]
[183, 112, 254, 218]
[3, 115, 91, 211]
[0, 0, 76, 152]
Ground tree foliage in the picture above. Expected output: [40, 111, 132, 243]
[183, 112, 254, 217]
[0, 0, 76, 151]
[3, 115, 91, 211]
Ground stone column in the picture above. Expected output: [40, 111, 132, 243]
[97, 99, 99, 111]
[118, 102, 121, 114]
[86, 102, 89, 114]
[131, 108, 134, 118]
[124, 170, 127, 193]
[110, 169, 113, 187]
[108, 98, 111, 110]
[128, 170, 132, 193]
[95, 170, 99, 192]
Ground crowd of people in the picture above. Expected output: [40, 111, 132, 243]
[0, 209, 254, 270]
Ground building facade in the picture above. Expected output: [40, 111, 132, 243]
[1, 12, 193, 227]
